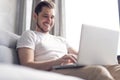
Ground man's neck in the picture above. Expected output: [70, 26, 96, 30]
[35, 26, 49, 34]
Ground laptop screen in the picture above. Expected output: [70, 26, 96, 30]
[77, 24, 119, 65]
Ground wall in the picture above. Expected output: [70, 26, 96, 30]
[0, 0, 17, 33]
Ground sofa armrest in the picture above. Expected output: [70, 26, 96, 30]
[0, 64, 84, 80]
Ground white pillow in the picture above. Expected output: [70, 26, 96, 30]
[0, 46, 19, 64]
[0, 29, 19, 48]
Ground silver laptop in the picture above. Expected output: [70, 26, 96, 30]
[77, 24, 119, 65]
[52, 24, 119, 69]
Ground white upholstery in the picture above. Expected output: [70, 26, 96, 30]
[0, 30, 20, 64]
[0, 30, 19, 48]
[0, 46, 19, 64]
[0, 64, 83, 80]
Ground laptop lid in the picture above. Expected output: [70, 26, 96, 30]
[77, 24, 119, 65]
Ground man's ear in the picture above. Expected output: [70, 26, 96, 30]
[33, 12, 38, 22]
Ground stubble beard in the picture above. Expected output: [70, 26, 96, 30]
[37, 21, 47, 33]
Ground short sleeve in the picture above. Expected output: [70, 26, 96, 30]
[17, 30, 37, 50]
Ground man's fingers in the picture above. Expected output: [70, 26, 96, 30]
[63, 54, 77, 63]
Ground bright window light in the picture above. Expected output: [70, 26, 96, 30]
[65, 0, 120, 54]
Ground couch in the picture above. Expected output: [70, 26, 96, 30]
[0, 30, 84, 80]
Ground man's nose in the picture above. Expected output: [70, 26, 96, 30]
[47, 17, 51, 22]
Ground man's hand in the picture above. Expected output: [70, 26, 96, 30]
[57, 54, 77, 65]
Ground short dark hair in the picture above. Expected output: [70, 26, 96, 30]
[35, 1, 55, 15]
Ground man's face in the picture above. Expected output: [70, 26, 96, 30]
[36, 7, 55, 33]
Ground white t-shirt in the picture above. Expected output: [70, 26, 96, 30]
[17, 30, 70, 61]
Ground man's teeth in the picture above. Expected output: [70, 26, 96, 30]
[44, 23, 49, 26]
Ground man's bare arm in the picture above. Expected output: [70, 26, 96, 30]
[18, 48, 77, 70]
[18, 48, 62, 70]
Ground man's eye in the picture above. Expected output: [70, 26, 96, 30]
[43, 16, 48, 18]
[51, 16, 54, 19]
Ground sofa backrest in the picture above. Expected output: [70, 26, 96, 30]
[0, 30, 20, 64]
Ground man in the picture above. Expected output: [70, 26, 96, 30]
[17, 1, 120, 80]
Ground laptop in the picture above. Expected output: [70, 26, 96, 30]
[52, 24, 119, 70]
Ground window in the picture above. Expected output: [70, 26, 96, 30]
[65, 0, 120, 54]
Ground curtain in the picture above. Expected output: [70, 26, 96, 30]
[52, 0, 66, 37]
[16, 0, 33, 35]
[118, 0, 120, 24]
[16, 0, 26, 35]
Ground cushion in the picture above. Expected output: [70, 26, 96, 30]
[0, 29, 20, 48]
[0, 46, 19, 64]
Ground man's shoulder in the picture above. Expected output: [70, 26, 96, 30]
[23, 30, 35, 34]
[22, 30, 36, 36]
